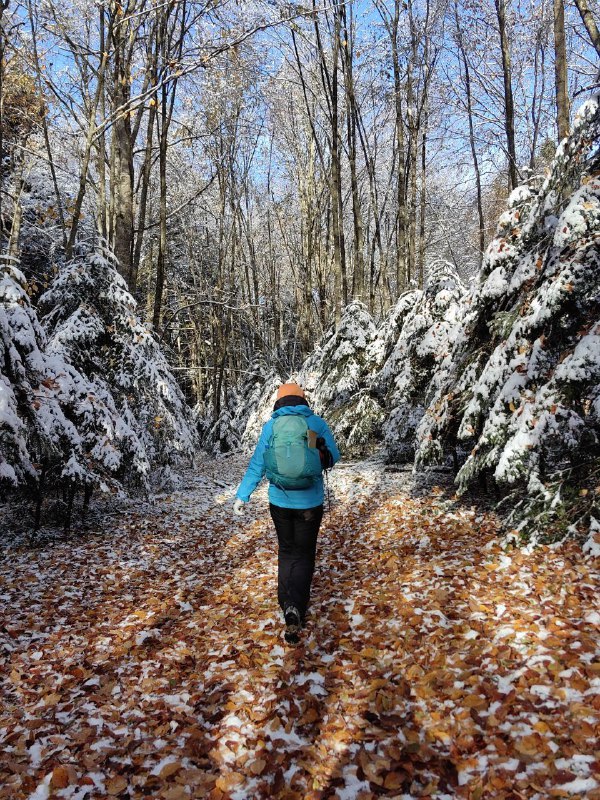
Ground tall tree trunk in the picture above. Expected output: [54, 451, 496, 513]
[418, 113, 427, 288]
[265, 144, 280, 351]
[7, 182, 22, 260]
[96, 5, 108, 242]
[27, 0, 67, 250]
[553, 0, 570, 142]
[390, 4, 408, 295]
[152, 82, 168, 331]
[313, 0, 346, 322]
[0, 0, 8, 248]
[529, 27, 547, 170]
[132, 99, 156, 287]
[341, 2, 365, 303]
[355, 89, 387, 312]
[407, 119, 418, 285]
[406, 0, 420, 285]
[454, 0, 485, 260]
[295, 9, 349, 321]
[495, 0, 519, 191]
[151, 0, 186, 326]
[297, 136, 316, 354]
[573, 0, 600, 57]
[65, 11, 110, 259]
[111, 32, 135, 289]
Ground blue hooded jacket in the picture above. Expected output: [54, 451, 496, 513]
[236, 405, 340, 509]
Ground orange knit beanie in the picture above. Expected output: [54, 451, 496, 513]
[276, 383, 305, 400]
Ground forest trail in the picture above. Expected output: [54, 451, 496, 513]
[1, 461, 599, 800]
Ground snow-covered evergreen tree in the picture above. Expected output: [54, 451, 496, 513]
[238, 365, 281, 448]
[415, 97, 600, 542]
[370, 290, 423, 373]
[196, 361, 280, 454]
[39, 243, 198, 488]
[379, 263, 465, 461]
[298, 302, 384, 456]
[201, 404, 239, 455]
[0, 255, 91, 490]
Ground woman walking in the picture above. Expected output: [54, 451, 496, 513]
[234, 383, 340, 643]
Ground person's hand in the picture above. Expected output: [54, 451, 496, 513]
[316, 437, 334, 470]
[233, 498, 245, 516]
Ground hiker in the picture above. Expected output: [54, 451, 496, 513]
[233, 383, 340, 643]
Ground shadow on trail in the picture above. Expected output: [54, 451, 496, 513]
[251, 493, 462, 799]
[250, 476, 576, 799]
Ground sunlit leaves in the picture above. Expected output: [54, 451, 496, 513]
[0, 462, 598, 798]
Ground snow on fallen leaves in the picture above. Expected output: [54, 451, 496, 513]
[0, 462, 599, 800]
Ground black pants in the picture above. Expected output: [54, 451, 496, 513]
[269, 503, 324, 620]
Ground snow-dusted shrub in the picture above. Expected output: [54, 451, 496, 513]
[300, 302, 377, 405]
[39, 243, 198, 488]
[324, 388, 385, 457]
[379, 263, 465, 461]
[16, 164, 75, 288]
[238, 367, 281, 447]
[416, 97, 600, 542]
[298, 302, 384, 456]
[200, 404, 239, 454]
[196, 361, 281, 454]
[0, 256, 92, 492]
[369, 290, 421, 376]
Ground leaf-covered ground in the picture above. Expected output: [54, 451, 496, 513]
[1, 459, 599, 800]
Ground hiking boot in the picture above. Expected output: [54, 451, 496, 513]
[284, 605, 301, 626]
[284, 605, 301, 644]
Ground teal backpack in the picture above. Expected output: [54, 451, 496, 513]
[264, 415, 323, 489]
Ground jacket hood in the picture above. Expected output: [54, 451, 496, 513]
[272, 404, 314, 419]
